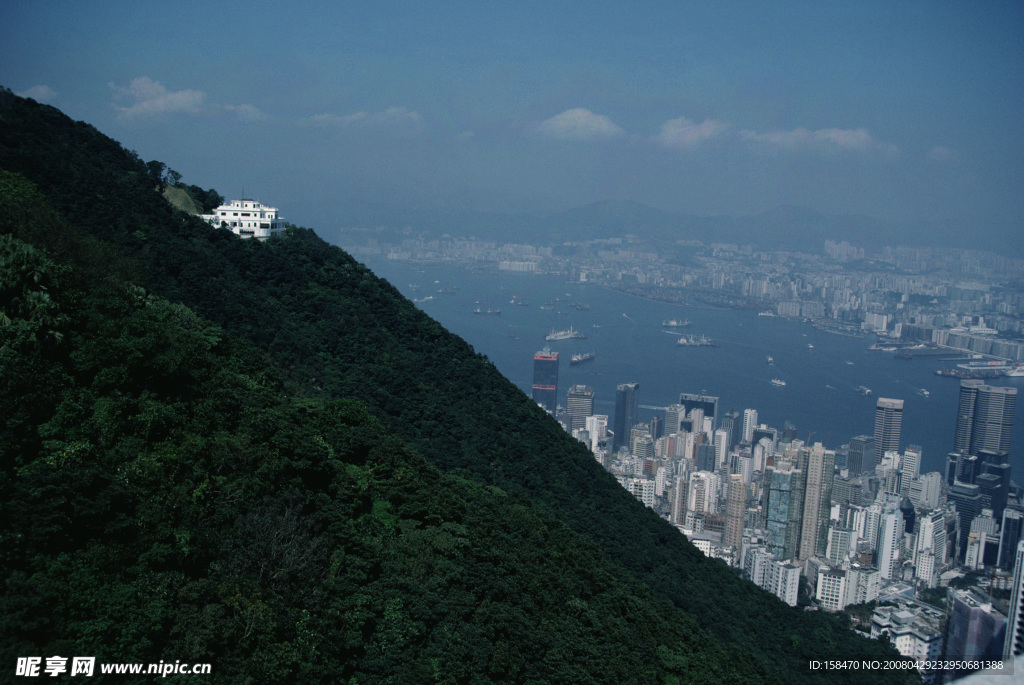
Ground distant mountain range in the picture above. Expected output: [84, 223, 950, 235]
[341, 198, 1015, 255]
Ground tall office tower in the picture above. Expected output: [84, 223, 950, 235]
[874, 398, 904, 455]
[955, 379, 983, 454]
[649, 415, 663, 441]
[531, 348, 559, 413]
[799, 444, 836, 560]
[721, 410, 741, 450]
[725, 474, 746, 549]
[612, 382, 640, 451]
[1005, 540, 1024, 659]
[565, 384, 594, 432]
[742, 408, 758, 444]
[955, 380, 1017, 458]
[948, 482, 983, 561]
[976, 472, 1008, 521]
[901, 445, 922, 485]
[945, 451, 961, 486]
[958, 454, 982, 484]
[847, 435, 875, 476]
[764, 461, 805, 561]
[679, 392, 719, 430]
[999, 506, 1024, 571]
[877, 509, 901, 579]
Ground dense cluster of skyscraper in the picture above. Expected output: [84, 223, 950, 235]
[531, 347, 1024, 676]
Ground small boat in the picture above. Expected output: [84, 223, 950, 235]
[771, 379, 786, 387]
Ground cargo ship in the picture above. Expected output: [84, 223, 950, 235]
[570, 352, 595, 365]
[545, 325, 587, 341]
[677, 334, 718, 347]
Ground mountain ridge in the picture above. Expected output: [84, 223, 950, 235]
[337, 196, 1013, 256]
[0, 90, 914, 684]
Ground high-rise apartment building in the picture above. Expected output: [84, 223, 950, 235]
[585, 414, 608, 453]
[877, 509, 901, 580]
[766, 561, 800, 607]
[874, 398, 904, 455]
[725, 474, 746, 549]
[907, 472, 942, 510]
[612, 382, 640, 451]
[531, 348, 559, 413]
[688, 471, 720, 516]
[914, 509, 948, 588]
[565, 384, 594, 432]
[799, 444, 835, 560]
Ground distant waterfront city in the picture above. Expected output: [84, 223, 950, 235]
[354, 232, 1024, 678]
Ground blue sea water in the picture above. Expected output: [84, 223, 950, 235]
[363, 258, 1024, 480]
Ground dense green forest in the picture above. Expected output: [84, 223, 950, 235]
[0, 91, 916, 683]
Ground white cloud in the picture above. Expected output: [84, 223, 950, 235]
[928, 145, 953, 162]
[655, 116, 729, 148]
[740, 126, 899, 156]
[534, 108, 625, 141]
[304, 107, 422, 128]
[110, 77, 204, 118]
[17, 85, 57, 103]
[222, 103, 268, 122]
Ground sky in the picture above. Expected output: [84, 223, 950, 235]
[2, 1, 1022, 234]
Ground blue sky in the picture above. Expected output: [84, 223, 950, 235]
[2, 1, 1022, 234]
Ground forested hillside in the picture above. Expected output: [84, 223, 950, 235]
[0, 91, 915, 683]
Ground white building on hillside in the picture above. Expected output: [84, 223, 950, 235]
[202, 199, 285, 240]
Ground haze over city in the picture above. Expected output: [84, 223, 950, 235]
[3, 1, 1022, 240]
